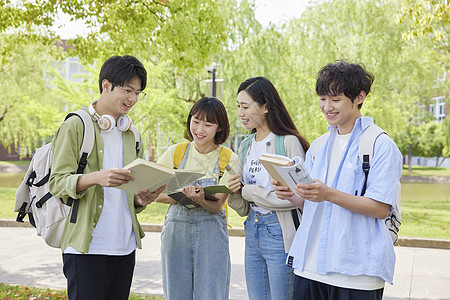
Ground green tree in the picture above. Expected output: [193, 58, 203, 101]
[217, 0, 296, 147]
[417, 121, 442, 166]
[1, 0, 233, 69]
[280, 0, 445, 171]
[1, 0, 448, 165]
[396, 0, 449, 51]
[0, 0, 238, 156]
[442, 113, 450, 157]
[0, 38, 62, 154]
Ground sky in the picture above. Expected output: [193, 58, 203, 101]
[52, 0, 312, 39]
[254, 0, 311, 27]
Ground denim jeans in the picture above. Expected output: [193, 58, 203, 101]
[244, 209, 294, 300]
[161, 204, 230, 300]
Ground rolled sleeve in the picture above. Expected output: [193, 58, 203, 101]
[64, 174, 87, 200]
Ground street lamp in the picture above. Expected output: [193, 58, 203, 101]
[208, 62, 217, 97]
[206, 62, 223, 100]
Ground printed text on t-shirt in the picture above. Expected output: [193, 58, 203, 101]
[247, 159, 262, 185]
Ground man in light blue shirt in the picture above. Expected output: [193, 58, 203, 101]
[275, 60, 402, 299]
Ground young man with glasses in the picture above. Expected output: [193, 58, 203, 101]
[49, 55, 164, 300]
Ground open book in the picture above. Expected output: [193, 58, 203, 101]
[259, 153, 313, 192]
[168, 185, 232, 209]
[117, 158, 205, 193]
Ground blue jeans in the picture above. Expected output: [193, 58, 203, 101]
[244, 209, 294, 300]
[161, 204, 230, 300]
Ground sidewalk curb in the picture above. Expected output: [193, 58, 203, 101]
[1, 219, 449, 249]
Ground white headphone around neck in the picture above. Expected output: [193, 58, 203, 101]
[88, 100, 132, 132]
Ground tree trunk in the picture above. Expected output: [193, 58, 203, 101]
[0, 107, 7, 122]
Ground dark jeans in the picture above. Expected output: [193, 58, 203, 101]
[62, 250, 136, 300]
[293, 275, 384, 300]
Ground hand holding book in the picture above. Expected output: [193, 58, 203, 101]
[134, 184, 167, 207]
[116, 158, 205, 194]
[225, 165, 244, 193]
[168, 184, 232, 209]
[259, 153, 313, 194]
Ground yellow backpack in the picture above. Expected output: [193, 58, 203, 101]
[173, 142, 233, 227]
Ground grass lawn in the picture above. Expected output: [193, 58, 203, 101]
[1, 163, 449, 239]
[0, 187, 247, 228]
[2, 183, 449, 239]
[0, 283, 162, 300]
[0, 160, 30, 166]
[399, 182, 450, 239]
[0, 188, 17, 220]
[402, 165, 450, 177]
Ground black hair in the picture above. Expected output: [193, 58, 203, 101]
[315, 60, 374, 109]
[98, 55, 147, 93]
[238, 77, 309, 151]
[186, 97, 230, 145]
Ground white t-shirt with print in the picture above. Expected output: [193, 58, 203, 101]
[243, 132, 276, 214]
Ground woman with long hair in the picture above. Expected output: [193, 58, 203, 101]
[228, 77, 309, 300]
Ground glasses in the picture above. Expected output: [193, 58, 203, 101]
[113, 83, 147, 101]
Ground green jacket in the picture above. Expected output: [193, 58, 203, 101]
[49, 105, 145, 253]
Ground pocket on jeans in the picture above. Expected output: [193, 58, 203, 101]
[213, 215, 230, 251]
[265, 223, 283, 240]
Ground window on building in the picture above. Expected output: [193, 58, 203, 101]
[433, 96, 446, 121]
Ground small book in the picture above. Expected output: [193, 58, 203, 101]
[117, 158, 205, 193]
[168, 185, 232, 209]
[259, 153, 313, 192]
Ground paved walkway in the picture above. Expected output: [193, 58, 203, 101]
[1, 227, 450, 300]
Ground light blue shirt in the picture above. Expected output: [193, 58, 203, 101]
[288, 117, 402, 284]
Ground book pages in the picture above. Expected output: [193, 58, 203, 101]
[117, 158, 204, 193]
[272, 156, 313, 193]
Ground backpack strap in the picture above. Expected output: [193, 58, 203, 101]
[240, 133, 256, 164]
[291, 208, 301, 230]
[240, 133, 285, 163]
[274, 135, 286, 156]
[357, 124, 401, 244]
[358, 124, 386, 164]
[64, 110, 96, 224]
[359, 124, 386, 196]
[218, 146, 233, 181]
[173, 142, 190, 170]
[273, 135, 303, 230]
[129, 124, 140, 156]
[65, 110, 95, 173]
[15, 159, 35, 224]
[311, 132, 330, 163]
[217, 145, 233, 228]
